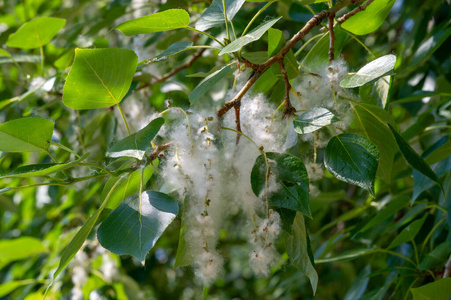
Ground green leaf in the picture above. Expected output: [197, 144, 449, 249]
[340, 54, 396, 88]
[251, 152, 311, 218]
[293, 108, 340, 134]
[359, 196, 409, 233]
[408, 26, 451, 69]
[419, 242, 451, 271]
[0, 280, 35, 298]
[341, 0, 396, 35]
[274, 207, 296, 234]
[189, 64, 232, 104]
[219, 17, 282, 55]
[107, 118, 164, 160]
[425, 140, 451, 166]
[140, 41, 193, 64]
[411, 278, 451, 300]
[97, 191, 178, 262]
[114, 9, 190, 36]
[268, 28, 299, 79]
[388, 124, 443, 192]
[359, 75, 392, 108]
[0, 237, 46, 261]
[53, 178, 125, 281]
[387, 214, 427, 249]
[413, 156, 450, 202]
[174, 198, 194, 268]
[348, 102, 396, 183]
[0, 49, 11, 57]
[62, 48, 138, 110]
[103, 163, 157, 210]
[0, 153, 89, 179]
[301, 26, 347, 72]
[196, 0, 245, 31]
[286, 213, 318, 295]
[324, 133, 379, 196]
[6, 17, 66, 49]
[344, 265, 371, 300]
[315, 248, 377, 263]
[0, 118, 54, 152]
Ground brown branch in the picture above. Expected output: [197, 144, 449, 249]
[337, 0, 375, 23]
[147, 143, 171, 162]
[234, 104, 242, 144]
[218, 0, 366, 119]
[135, 49, 206, 92]
[278, 59, 296, 119]
[328, 13, 336, 62]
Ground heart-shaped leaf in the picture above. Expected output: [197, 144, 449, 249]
[251, 152, 311, 218]
[115, 9, 190, 36]
[340, 54, 396, 88]
[106, 117, 164, 160]
[97, 191, 178, 262]
[0, 118, 54, 152]
[293, 108, 340, 134]
[6, 17, 66, 49]
[324, 133, 379, 196]
[62, 48, 138, 109]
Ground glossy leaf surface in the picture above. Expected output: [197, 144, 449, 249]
[6, 17, 66, 49]
[63, 48, 138, 109]
[0, 118, 53, 152]
[107, 117, 164, 160]
[341, 0, 396, 35]
[196, 0, 245, 31]
[219, 17, 282, 55]
[115, 9, 190, 36]
[97, 191, 178, 262]
[251, 152, 311, 218]
[324, 133, 379, 196]
[341, 55, 396, 88]
[293, 108, 339, 134]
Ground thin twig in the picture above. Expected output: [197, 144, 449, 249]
[278, 59, 296, 118]
[328, 13, 336, 62]
[337, 0, 375, 23]
[135, 49, 206, 92]
[234, 104, 241, 144]
[147, 143, 171, 162]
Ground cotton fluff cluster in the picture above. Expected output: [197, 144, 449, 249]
[249, 210, 281, 276]
[293, 59, 355, 134]
[159, 93, 290, 285]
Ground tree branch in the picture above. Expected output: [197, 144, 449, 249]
[328, 13, 336, 62]
[218, 0, 365, 119]
[337, 0, 375, 23]
[234, 104, 242, 144]
[278, 59, 296, 118]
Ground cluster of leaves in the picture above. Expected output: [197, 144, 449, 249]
[0, 0, 450, 299]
